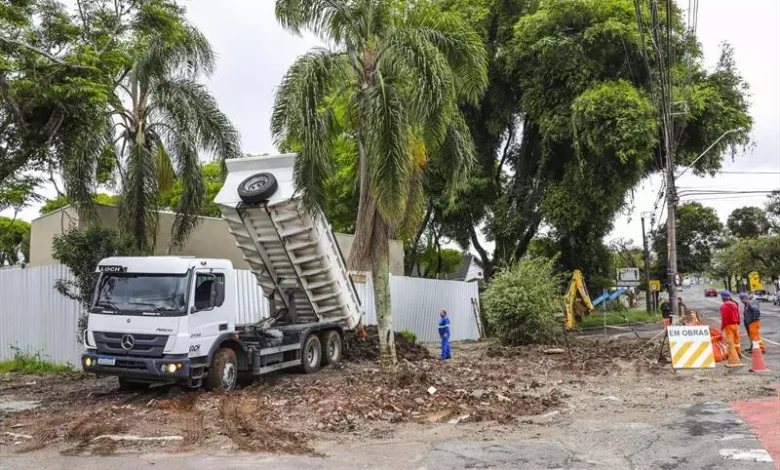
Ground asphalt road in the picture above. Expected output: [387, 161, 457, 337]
[0, 401, 775, 470]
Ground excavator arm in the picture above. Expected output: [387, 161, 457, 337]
[564, 270, 595, 329]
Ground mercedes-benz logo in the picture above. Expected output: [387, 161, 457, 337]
[120, 334, 135, 350]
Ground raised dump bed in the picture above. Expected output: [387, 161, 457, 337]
[214, 154, 363, 330]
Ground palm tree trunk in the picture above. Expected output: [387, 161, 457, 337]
[349, 135, 397, 370]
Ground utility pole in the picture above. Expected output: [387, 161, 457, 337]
[641, 212, 652, 313]
[650, 0, 678, 317]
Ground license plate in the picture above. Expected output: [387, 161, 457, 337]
[97, 357, 116, 366]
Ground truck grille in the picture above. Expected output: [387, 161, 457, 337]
[94, 332, 168, 358]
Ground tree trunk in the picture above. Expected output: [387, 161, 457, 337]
[348, 133, 397, 370]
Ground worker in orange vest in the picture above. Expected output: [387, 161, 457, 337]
[739, 293, 765, 353]
[720, 291, 741, 355]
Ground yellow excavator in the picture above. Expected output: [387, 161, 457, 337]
[563, 270, 595, 329]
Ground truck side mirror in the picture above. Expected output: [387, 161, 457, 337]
[211, 282, 225, 307]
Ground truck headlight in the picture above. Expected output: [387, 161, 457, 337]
[84, 357, 93, 367]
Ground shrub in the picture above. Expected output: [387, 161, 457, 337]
[52, 224, 140, 340]
[399, 330, 417, 344]
[482, 257, 564, 346]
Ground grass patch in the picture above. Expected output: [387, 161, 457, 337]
[0, 350, 73, 374]
[577, 308, 662, 329]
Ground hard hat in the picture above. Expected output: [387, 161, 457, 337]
[720, 290, 731, 298]
[738, 293, 749, 300]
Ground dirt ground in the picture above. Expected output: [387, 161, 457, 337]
[0, 333, 774, 457]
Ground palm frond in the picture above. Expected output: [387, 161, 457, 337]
[378, 27, 454, 147]
[168, 138, 204, 251]
[364, 82, 411, 220]
[136, 25, 216, 82]
[432, 109, 476, 189]
[151, 77, 241, 161]
[275, 0, 359, 46]
[62, 116, 113, 220]
[119, 138, 160, 253]
[404, 6, 488, 105]
[155, 144, 176, 195]
[271, 48, 353, 208]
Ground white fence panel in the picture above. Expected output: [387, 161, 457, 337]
[0, 265, 83, 366]
[389, 276, 480, 343]
[234, 269, 269, 324]
[0, 266, 480, 367]
[351, 273, 480, 343]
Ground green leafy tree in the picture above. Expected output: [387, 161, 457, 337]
[159, 161, 225, 218]
[66, 2, 240, 253]
[652, 202, 723, 276]
[1, 0, 129, 194]
[482, 257, 564, 346]
[727, 206, 770, 238]
[434, 0, 751, 286]
[0, 217, 30, 265]
[51, 225, 140, 339]
[39, 193, 120, 215]
[272, 0, 488, 368]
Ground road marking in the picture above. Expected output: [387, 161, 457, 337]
[719, 448, 773, 462]
[720, 434, 754, 441]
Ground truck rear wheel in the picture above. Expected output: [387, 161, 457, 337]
[205, 348, 238, 392]
[320, 330, 342, 367]
[300, 334, 322, 374]
[118, 377, 149, 392]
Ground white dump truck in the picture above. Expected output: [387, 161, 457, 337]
[81, 154, 363, 391]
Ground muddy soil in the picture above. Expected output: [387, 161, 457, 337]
[0, 337, 773, 457]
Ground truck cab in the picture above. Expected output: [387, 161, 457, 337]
[82, 257, 242, 390]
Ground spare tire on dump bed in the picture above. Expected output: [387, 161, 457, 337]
[238, 172, 278, 204]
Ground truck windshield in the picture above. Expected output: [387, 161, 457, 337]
[93, 273, 189, 315]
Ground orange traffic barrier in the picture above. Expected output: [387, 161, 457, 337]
[725, 341, 744, 368]
[710, 328, 728, 363]
[749, 341, 770, 373]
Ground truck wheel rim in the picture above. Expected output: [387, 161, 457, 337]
[328, 338, 340, 361]
[222, 362, 236, 389]
[307, 343, 319, 367]
[245, 175, 269, 192]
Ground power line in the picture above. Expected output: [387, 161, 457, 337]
[714, 171, 780, 175]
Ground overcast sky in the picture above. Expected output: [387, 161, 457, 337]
[5, 0, 779, 255]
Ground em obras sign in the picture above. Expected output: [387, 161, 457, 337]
[668, 326, 715, 369]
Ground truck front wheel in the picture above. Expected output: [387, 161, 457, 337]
[301, 334, 322, 374]
[205, 348, 238, 392]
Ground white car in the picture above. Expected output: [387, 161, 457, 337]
[753, 290, 770, 302]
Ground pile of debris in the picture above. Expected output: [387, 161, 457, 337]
[343, 326, 432, 362]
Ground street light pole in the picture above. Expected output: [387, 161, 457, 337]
[641, 212, 653, 313]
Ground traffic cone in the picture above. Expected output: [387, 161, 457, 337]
[749, 341, 770, 373]
[724, 342, 744, 368]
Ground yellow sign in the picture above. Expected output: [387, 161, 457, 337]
[668, 326, 715, 369]
[749, 272, 761, 291]
[649, 280, 661, 292]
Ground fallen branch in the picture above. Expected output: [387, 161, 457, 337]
[92, 434, 183, 443]
[4, 432, 33, 440]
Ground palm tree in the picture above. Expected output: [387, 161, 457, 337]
[272, 0, 488, 367]
[64, 20, 240, 252]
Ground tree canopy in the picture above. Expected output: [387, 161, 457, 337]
[652, 202, 723, 276]
[727, 206, 770, 239]
[0, 216, 30, 265]
[430, 0, 751, 288]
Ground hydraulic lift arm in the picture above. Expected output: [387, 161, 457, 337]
[563, 270, 595, 329]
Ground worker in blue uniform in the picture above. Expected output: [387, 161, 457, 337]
[438, 309, 451, 360]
